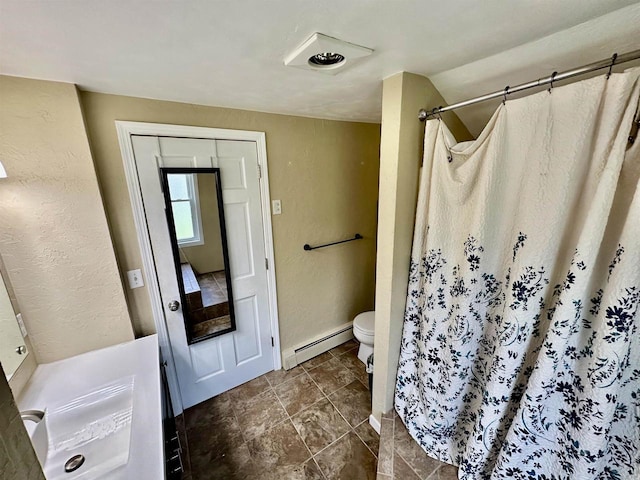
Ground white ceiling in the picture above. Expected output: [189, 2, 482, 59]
[1, 1, 639, 136]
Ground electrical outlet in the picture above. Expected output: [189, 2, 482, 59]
[127, 269, 144, 289]
[272, 200, 282, 215]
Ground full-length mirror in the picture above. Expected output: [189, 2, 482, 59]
[0, 256, 28, 379]
[161, 168, 236, 343]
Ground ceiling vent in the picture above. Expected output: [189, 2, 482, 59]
[284, 33, 373, 75]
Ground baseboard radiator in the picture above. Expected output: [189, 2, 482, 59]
[283, 321, 354, 370]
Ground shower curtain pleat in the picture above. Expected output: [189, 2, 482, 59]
[395, 68, 640, 479]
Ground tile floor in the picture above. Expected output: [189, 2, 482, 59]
[181, 339, 378, 479]
[188, 271, 232, 339]
[377, 410, 458, 480]
[197, 271, 228, 307]
[191, 315, 232, 338]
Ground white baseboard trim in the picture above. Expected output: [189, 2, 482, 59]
[282, 321, 354, 370]
[369, 414, 381, 434]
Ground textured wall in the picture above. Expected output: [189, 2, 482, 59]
[80, 91, 381, 353]
[0, 76, 133, 364]
[0, 363, 44, 480]
[372, 73, 472, 421]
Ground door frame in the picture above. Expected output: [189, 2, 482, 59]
[115, 121, 282, 415]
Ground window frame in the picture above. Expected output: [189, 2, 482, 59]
[169, 173, 204, 247]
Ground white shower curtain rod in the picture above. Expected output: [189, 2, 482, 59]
[418, 49, 640, 121]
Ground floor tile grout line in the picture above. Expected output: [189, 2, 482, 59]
[425, 466, 442, 480]
[329, 341, 357, 356]
[312, 346, 359, 369]
[271, 376, 313, 459]
[304, 351, 374, 446]
[307, 357, 359, 397]
[330, 347, 370, 390]
[309, 428, 353, 458]
[239, 383, 316, 476]
[298, 361, 369, 476]
[353, 418, 379, 459]
[302, 356, 333, 373]
[335, 345, 359, 356]
[324, 376, 370, 428]
[301, 343, 359, 379]
[283, 386, 330, 419]
[226, 382, 302, 477]
[263, 371, 275, 388]
[270, 375, 329, 479]
[245, 406, 291, 442]
[396, 447, 433, 480]
[280, 347, 365, 411]
[272, 370, 326, 411]
[302, 400, 373, 465]
[264, 365, 305, 389]
[326, 372, 362, 398]
[305, 365, 353, 428]
[187, 341, 373, 480]
[311, 457, 329, 480]
[228, 390, 252, 446]
[304, 363, 379, 467]
[232, 384, 291, 445]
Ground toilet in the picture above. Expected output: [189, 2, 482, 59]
[352, 311, 375, 364]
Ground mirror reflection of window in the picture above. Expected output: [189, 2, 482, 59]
[168, 174, 203, 247]
[162, 169, 236, 343]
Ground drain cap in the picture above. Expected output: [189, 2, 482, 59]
[64, 454, 85, 473]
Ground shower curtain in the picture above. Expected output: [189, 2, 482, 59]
[395, 68, 640, 479]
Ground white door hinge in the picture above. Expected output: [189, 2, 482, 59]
[265, 258, 269, 270]
[257, 164, 262, 179]
[271, 337, 275, 347]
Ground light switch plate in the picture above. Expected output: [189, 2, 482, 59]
[127, 269, 144, 289]
[16, 313, 28, 338]
[272, 200, 282, 215]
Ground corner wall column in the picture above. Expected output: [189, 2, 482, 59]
[371, 72, 471, 422]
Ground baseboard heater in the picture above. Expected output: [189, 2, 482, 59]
[283, 321, 354, 370]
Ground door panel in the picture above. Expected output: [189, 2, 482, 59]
[190, 340, 224, 379]
[225, 202, 254, 278]
[220, 157, 247, 190]
[233, 295, 262, 364]
[132, 135, 273, 408]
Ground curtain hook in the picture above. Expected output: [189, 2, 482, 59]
[548, 71, 558, 94]
[502, 86, 510, 105]
[606, 53, 618, 79]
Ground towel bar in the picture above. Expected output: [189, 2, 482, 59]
[303, 234, 363, 251]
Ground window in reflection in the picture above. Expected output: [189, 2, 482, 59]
[161, 168, 236, 343]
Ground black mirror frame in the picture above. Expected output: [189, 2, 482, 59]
[160, 167, 237, 343]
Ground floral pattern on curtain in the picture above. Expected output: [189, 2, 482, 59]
[395, 69, 640, 479]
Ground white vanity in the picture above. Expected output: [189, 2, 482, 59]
[17, 335, 164, 479]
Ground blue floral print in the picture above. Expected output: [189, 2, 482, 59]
[395, 233, 639, 480]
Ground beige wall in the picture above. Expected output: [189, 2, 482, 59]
[80, 92, 381, 353]
[372, 73, 471, 421]
[179, 173, 225, 274]
[0, 76, 134, 364]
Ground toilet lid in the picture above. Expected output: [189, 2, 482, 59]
[354, 311, 375, 334]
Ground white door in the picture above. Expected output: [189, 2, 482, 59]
[132, 135, 274, 408]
